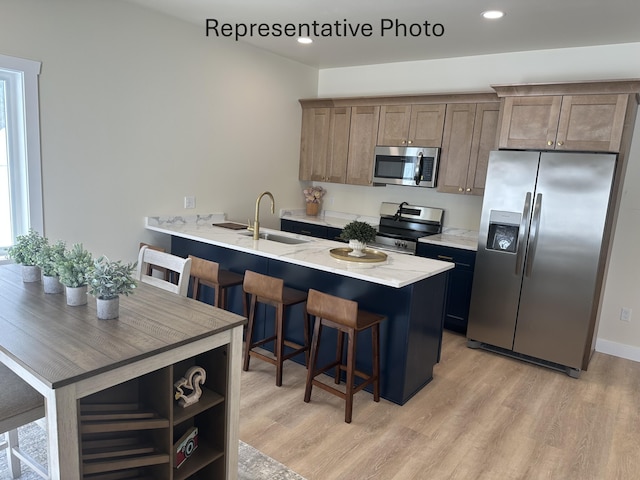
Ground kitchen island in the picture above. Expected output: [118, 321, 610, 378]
[146, 215, 454, 405]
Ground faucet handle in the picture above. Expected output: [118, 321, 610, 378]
[247, 219, 254, 231]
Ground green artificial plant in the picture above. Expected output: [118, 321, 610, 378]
[339, 220, 377, 243]
[35, 240, 66, 277]
[7, 229, 47, 266]
[55, 243, 94, 288]
[87, 256, 137, 300]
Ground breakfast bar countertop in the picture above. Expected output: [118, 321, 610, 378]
[146, 215, 453, 289]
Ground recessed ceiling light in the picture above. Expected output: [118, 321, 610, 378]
[482, 10, 505, 19]
[298, 37, 313, 44]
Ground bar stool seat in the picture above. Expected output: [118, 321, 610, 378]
[0, 364, 48, 479]
[303, 289, 385, 423]
[242, 270, 310, 387]
[188, 255, 244, 310]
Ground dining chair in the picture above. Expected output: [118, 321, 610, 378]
[0, 364, 49, 479]
[138, 242, 171, 281]
[136, 245, 192, 297]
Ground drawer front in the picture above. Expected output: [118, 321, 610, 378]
[281, 219, 327, 239]
[416, 243, 476, 269]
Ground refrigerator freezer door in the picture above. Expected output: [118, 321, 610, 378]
[467, 151, 540, 349]
[513, 152, 616, 368]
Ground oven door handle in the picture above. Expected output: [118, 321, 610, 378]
[414, 152, 423, 185]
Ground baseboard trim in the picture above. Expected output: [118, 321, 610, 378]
[595, 338, 640, 363]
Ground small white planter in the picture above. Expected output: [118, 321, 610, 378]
[348, 239, 367, 257]
[43, 275, 64, 294]
[22, 265, 41, 283]
[66, 285, 88, 306]
[97, 296, 119, 320]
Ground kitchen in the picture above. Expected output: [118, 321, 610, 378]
[2, 0, 640, 479]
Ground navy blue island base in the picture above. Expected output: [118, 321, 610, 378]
[172, 236, 448, 406]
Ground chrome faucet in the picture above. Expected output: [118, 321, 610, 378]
[248, 191, 275, 240]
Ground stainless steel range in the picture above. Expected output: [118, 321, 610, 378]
[369, 202, 444, 255]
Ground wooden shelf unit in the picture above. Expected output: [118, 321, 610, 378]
[79, 346, 230, 480]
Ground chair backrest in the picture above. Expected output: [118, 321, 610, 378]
[307, 289, 359, 328]
[139, 242, 169, 279]
[188, 255, 220, 285]
[137, 245, 192, 296]
[243, 270, 284, 303]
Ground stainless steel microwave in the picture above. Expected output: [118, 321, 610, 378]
[372, 146, 440, 188]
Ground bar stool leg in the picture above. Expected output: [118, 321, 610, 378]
[373, 323, 380, 402]
[302, 307, 311, 366]
[304, 318, 322, 403]
[275, 304, 285, 387]
[335, 330, 344, 384]
[243, 295, 258, 371]
[345, 329, 357, 423]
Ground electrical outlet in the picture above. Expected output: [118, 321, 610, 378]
[620, 307, 632, 322]
[184, 196, 196, 209]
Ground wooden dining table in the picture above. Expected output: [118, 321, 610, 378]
[0, 263, 246, 479]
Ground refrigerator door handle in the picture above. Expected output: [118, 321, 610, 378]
[515, 192, 533, 275]
[524, 193, 543, 277]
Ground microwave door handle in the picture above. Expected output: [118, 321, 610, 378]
[414, 152, 423, 185]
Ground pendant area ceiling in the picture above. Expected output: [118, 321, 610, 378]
[123, 0, 640, 68]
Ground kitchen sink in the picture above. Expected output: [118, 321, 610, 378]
[239, 232, 309, 245]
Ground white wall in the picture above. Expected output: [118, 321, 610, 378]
[315, 43, 640, 358]
[0, 0, 318, 260]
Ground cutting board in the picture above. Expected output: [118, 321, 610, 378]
[213, 222, 247, 230]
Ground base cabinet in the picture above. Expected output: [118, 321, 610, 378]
[79, 346, 229, 479]
[416, 243, 476, 334]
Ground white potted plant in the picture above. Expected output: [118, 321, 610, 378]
[87, 256, 137, 319]
[340, 220, 377, 257]
[55, 243, 93, 306]
[7, 229, 47, 282]
[35, 239, 66, 294]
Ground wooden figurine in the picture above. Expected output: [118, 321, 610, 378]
[174, 365, 206, 408]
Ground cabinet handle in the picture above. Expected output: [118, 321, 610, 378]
[458, 187, 463, 192]
[466, 188, 471, 192]
[547, 140, 554, 146]
[301, 230, 312, 235]
[557, 141, 564, 146]
[402, 140, 407, 144]
[437, 255, 454, 261]
[408, 140, 413, 144]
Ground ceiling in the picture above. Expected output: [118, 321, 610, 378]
[124, 0, 640, 69]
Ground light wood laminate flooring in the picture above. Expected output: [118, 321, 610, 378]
[239, 331, 640, 480]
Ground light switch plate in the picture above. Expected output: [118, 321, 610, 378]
[184, 196, 196, 209]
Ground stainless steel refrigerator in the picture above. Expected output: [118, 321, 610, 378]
[467, 150, 617, 377]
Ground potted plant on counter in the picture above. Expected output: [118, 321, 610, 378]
[87, 256, 137, 319]
[340, 220, 377, 257]
[35, 239, 66, 294]
[7, 229, 47, 282]
[56, 243, 93, 306]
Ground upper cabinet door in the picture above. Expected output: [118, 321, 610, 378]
[498, 94, 628, 152]
[326, 107, 351, 184]
[377, 105, 412, 146]
[498, 96, 562, 150]
[555, 94, 628, 152]
[299, 107, 331, 181]
[347, 106, 380, 185]
[377, 104, 446, 147]
[408, 104, 446, 147]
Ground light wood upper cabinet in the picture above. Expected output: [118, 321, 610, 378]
[377, 104, 446, 147]
[498, 94, 628, 152]
[299, 107, 351, 183]
[438, 102, 500, 195]
[347, 106, 380, 185]
[299, 105, 376, 185]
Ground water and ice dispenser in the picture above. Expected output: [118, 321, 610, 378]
[486, 210, 521, 253]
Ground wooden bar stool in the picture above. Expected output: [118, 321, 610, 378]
[188, 255, 244, 310]
[0, 364, 48, 479]
[304, 289, 385, 423]
[242, 270, 310, 387]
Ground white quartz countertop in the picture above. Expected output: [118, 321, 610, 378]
[419, 228, 479, 251]
[146, 215, 453, 289]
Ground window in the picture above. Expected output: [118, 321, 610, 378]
[0, 53, 43, 260]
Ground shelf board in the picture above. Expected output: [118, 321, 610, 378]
[173, 387, 224, 426]
[173, 443, 224, 480]
[80, 403, 169, 434]
[83, 451, 170, 475]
